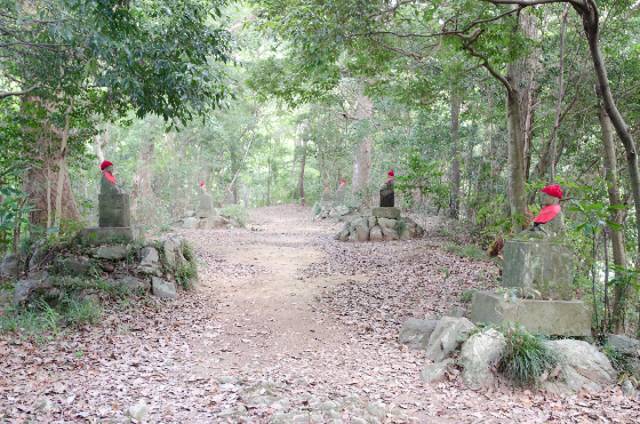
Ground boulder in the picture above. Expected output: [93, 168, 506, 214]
[331, 205, 351, 217]
[351, 217, 370, 242]
[162, 236, 186, 270]
[138, 247, 162, 276]
[53, 256, 93, 275]
[544, 339, 616, 393]
[13, 274, 55, 306]
[0, 254, 19, 279]
[367, 216, 377, 229]
[607, 334, 640, 357]
[425, 317, 476, 362]
[399, 319, 438, 350]
[152, 277, 177, 299]
[113, 275, 150, 292]
[421, 359, 453, 384]
[369, 226, 384, 242]
[335, 228, 350, 242]
[94, 245, 128, 260]
[460, 329, 506, 390]
[199, 216, 229, 229]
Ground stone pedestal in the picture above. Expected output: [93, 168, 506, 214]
[503, 240, 575, 300]
[372, 207, 401, 219]
[470, 238, 590, 336]
[99, 193, 131, 228]
[470, 291, 591, 336]
[78, 227, 134, 246]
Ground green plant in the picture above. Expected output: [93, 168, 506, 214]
[444, 243, 486, 260]
[176, 261, 198, 290]
[498, 325, 557, 386]
[62, 298, 103, 327]
[460, 290, 475, 303]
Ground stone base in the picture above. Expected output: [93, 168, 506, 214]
[372, 207, 401, 219]
[78, 227, 134, 246]
[99, 193, 131, 227]
[470, 291, 591, 336]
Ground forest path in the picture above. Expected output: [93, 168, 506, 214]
[2, 205, 638, 423]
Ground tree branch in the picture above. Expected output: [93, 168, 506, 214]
[0, 85, 39, 100]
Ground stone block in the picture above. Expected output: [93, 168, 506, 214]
[99, 192, 131, 227]
[196, 193, 214, 218]
[372, 207, 401, 219]
[470, 291, 591, 336]
[78, 227, 134, 246]
[502, 240, 575, 300]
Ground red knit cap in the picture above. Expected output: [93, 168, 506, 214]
[541, 184, 563, 199]
[100, 160, 113, 171]
[388, 169, 395, 177]
[199, 180, 205, 187]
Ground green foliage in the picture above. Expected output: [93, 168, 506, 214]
[176, 261, 198, 290]
[460, 290, 475, 303]
[0, 186, 31, 253]
[498, 325, 557, 386]
[395, 153, 448, 212]
[602, 343, 631, 375]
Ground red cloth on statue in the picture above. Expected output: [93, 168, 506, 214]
[541, 184, 563, 199]
[100, 160, 113, 170]
[103, 171, 117, 185]
[533, 204, 561, 224]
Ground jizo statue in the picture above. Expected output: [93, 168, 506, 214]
[529, 184, 564, 237]
[98, 160, 130, 227]
[380, 169, 395, 207]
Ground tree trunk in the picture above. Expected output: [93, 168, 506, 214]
[449, 89, 461, 219]
[599, 102, 628, 333]
[351, 88, 374, 205]
[505, 87, 528, 231]
[577, 1, 640, 264]
[298, 137, 307, 206]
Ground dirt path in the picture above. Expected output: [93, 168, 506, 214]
[2, 205, 639, 423]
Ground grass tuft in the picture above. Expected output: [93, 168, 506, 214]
[498, 325, 557, 386]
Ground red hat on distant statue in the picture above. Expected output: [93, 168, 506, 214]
[541, 184, 563, 199]
[388, 169, 395, 177]
[100, 160, 113, 170]
[199, 180, 205, 187]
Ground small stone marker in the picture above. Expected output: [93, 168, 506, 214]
[372, 207, 401, 219]
[196, 181, 214, 218]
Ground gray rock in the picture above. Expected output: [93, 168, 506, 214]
[352, 217, 369, 242]
[544, 339, 616, 393]
[114, 275, 149, 292]
[426, 317, 476, 362]
[445, 306, 466, 318]
[369, 225, 384, 242]
[460, 328, 506, 390]
[162, 236, 186, 270]
[184, 210, 196, 217]
[152, 277, 177, 299]
[13, 274, 54, 306]
[399, 318, 438, 350]
[54, 256, 92, 275]
[94, 245, 128, 260]
[127, 400, 148, 422]
[621, 379, 637, 398]
[182, 217, 199, 229]
[0, 254, 19, 279]
[138, 247, 161, 276]
[377, 217, 396, 231]
[199, 216, 229, 229]
[335, 228, 350, 241]
[367, 216, 377, 229]
[332, 204, 351, 217]
[607, 335, 640, 357]
[421, 359, 453, 383]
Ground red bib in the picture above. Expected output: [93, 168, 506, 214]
[103, 171, 117, 185]
[533, 204, 560, 224]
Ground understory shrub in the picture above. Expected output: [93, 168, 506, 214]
[220, 204, 248, 227]
[498, 325, 557, 386]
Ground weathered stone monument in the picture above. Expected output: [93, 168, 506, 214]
[80, 160, 134, 245]
[336, 169, 424, 242]
[196, 180, 214, 219]
[380, 169, 395, 207]
[471, 184, 591, 336]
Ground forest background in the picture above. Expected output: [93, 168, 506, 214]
[1, 0, 640, 336]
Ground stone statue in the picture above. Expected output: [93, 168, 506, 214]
[380, 169, 395, 207]
[520, 184, 565, 239]
[98, 160, 130, 228]
[196, 180, 214, 219]
[335, 178, 347, 203]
